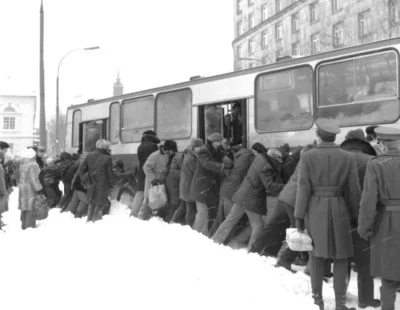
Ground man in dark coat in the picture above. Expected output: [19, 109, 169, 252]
[211, 145, 255, 242]
[340, 129, 380, 309]
[358, 126, 400, 310]
[295, 119, 361, 310]
[59, 153, 81, 211]
[80, 139, 114, 222]
[42, 157, 63, 208]
[130, 130, 160, 217]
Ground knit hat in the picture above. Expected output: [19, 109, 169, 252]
[267, 148, 283, 162]
[163, 140, 178, 152]
[207, 133, 224, 142]
[96, 139, 111, 150]
[190, 138, 204, 148]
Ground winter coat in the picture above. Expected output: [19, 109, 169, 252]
[348, 150, 373, 188]
[232, 153, 284, 215]
[137, 134, 160, 191]
[358, 152, 400, 281]
[80, 148, 114, 206]
[278, 163, 300, 208]
[42, 164, 62, 186]
[189, 144, 225, 206]
[165, 153, 183, 206]
[179, 149, 197, 202]
[219, 148, 255, 200]
[60, 159, 79, 184]
[295, 142, 361, 259]
[0, 165, 8, 213]
[143, 149, 170, 200]
[18, 158, 42, 211]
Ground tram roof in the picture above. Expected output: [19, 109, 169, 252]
[68, 37, 400, 110]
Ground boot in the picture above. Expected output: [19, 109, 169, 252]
[312, 294, 324, 310]
[335, 295, 356, 310]
[358, 299, 381, 309]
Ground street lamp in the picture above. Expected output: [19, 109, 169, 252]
[56, 46, 99, 154]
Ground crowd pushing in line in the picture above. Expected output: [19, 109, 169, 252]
[0, 118, 399, 310]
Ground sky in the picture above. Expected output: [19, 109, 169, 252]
[0, 0, 234, 126]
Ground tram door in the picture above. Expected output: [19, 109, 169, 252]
[198, 99, 247, 147]
[81, 120, 108, 152]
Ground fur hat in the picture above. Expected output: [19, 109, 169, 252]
[60, 151, 72, 161]
[341, 129, 377, 156]
[267, 148, 283, 162]
[0, 141, 10, 149]
[96, 139, 111, 150]
[207, 133, 224, 142]
[163, 140, 178, 152]
[143, 130, 157, 137]
[21, 148, 37, 159]
[190, 138, 204, 148]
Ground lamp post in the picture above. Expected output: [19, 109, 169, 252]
[56, 46, 99, 154]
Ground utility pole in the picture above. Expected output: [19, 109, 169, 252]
[39, 0, 47, 149]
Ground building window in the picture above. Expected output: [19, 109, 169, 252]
[292, 12, 300, 33]
[262, 4, 269, 21]
[276, 22, 283, 41]
[276, 0, 281, 13]
[237, 21, 243, 36]
[292, 42, 300, 56]
[237, 44, 243, 59]
[390, 0, 400, 25]
[249, 39, 256, 55]
[248, 0, 254, 6]
[332, 0, 342, 13]
[333, 22, 344, 47]
[3, 117, 15, 130]
[249, 13, 255, 29]
[358, 10, 371, 39]
[262, 30, 268, 48]
[237, 0, 243, 14]
[311, 33, 320, 54]
[276, 49, 284, 59]
[310, 2, 319, 23]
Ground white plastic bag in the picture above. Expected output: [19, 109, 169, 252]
[286, 228, 313, 252]
[148, 184, 168, 211]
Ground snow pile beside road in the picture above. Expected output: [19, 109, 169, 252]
[0, 189, 318, 310]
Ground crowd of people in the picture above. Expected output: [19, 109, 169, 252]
[0, 119, 399, 310]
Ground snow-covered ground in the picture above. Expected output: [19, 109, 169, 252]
[0, 189, 397, 310]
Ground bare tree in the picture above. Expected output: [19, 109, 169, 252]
[47, 113, 67, 157]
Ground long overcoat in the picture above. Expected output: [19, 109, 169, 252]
[18, 158, 42, 211]
[189, 144, 224, 206]
[295, 142, 361, 259]
[232, 153, 284, 215]
[143, 149, 170, 200]
[358, 152, 400, 281]
[80, 148, 114, 206]
[165, 153, 183, 206]
[179, 149, 197, 202]
[219, 148, 255, 200]
[137, 135, 160, 191]
[0, 165, 8, 213]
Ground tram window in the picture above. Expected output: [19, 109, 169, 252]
[109, 102, 120, 144]
[72, 110, 82, 147]
[317, 51, 399, 126]
[156, 88, 192, 140]
[255, 66, 313, 133]
[121, 96, 154, 143]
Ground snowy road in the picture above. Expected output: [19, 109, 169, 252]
[0, 189, 397, 310]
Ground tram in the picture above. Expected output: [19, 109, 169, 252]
[64, 37, 400, 204]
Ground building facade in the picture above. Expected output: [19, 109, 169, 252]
[233, 0, 400, 70]
[0, 96, 37, 157]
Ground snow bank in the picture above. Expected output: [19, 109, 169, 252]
[0, 189, 318, 310]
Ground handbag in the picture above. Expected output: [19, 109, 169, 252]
[148, 184, 168, 211]
[32, 194, 49, 220]
[286, 228, 313, 252]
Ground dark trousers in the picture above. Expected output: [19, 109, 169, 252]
[157, 204, 179, 223]
[171, 200, 187, 224]
[185, 201, 196, 227]
[311, 256, 349, 308]
[381, 279, 399, 310]
[87, 204, 104, 222]
[59, 183, 73, 211]
[349, 230, 375, 304]
[45, 183, 62, 208]
[249, 200, 291, 256]
[20, 211, 36, 230]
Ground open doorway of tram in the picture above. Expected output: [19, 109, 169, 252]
[198, 99, 247, 148]
[77, 119, 108, 153]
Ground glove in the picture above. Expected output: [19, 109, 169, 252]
[295, 217, 305, 232]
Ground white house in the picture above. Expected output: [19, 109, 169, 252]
[0, 95, 36, 157]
